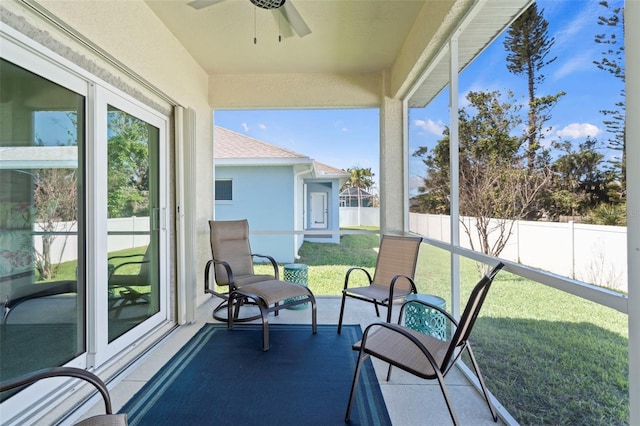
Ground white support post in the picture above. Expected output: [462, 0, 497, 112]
[626, 1, 639, 423]
[449, 35, 461, 318]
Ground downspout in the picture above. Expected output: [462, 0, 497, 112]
[293, 164, 313, 259]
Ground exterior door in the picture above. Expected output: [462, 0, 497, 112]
[310, 192, 328, 229]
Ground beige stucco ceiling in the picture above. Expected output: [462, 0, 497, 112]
[145, 0, 427, 75]
[144, 0, 530, 107]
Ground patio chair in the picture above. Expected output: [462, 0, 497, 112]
[2, 279, 77, 324]
[108, 248, 151, 318]
[345, 262, 505, 426]
[0, 366, 127, 425]
[337, 235, 422, 334]
[206, 219, 317, 350]
[205, 219, 280, 321]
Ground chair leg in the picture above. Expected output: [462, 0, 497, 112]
[260, 303, 270, 351]
[345, 350, 366, 422]
[374, 301, 380, 317]
[385, 302, 393, 323]
[337, 292, 347, 334]
[310, 294, 318, 335]
[435, 370, 461, 426]
[227, 292, 235, 330]
[466, 344, 498, 422]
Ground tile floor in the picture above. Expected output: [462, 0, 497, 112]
[72, 296, 508, 426]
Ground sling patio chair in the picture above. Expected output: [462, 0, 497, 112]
[345, 262, 505, 426]
[108, 247, 151, 319]
[205, 219, 317, 350]
[0, 366, 127, 426]
[337, 234, 423, 334]
[205, 219, 281, 321]
[2, 279, 77, 324]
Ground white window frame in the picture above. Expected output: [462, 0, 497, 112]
[0, 24, 172, 424]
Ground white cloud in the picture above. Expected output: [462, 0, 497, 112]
[241, 122, 249, 132]
[414, 119, 445, 136]
[552, 2, 599, 50]
[556, 122, 601, 139]
[258, 123, 267, 130]
[553, 49, 596, 81]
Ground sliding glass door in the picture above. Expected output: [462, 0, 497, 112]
[0, 33, 170, 390]
[106, 105, 161, 342]
[0, 58, 85, 385]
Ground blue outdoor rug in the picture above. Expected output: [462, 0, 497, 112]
[121, 323, 391, 426]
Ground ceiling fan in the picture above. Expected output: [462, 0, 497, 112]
[187, 0, 311, 38]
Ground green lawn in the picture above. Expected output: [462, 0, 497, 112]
[259, 234, 629, 425]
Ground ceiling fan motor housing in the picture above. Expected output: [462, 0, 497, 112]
[249, 0, 286, 9]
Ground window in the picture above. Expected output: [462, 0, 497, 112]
[215, 179, 232, 201]
[0, 31, 170, 392]
[0, 58, 85, 384]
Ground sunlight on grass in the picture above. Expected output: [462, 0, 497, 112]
[261, 236, 629, 425]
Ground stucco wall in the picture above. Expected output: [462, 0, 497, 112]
[1, 0, 214, 307]
[215, 165, 296, 263]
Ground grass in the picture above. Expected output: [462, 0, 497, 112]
[258, 234, 630, 425]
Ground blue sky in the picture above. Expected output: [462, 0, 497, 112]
[214, 108, 381, 190]
[214, 0, 624, 196]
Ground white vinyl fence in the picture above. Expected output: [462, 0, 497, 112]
[409, 212, 628, 292]
[339, 207, 380, 227]
[35, 216, 150, 264]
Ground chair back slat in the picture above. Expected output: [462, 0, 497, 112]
[371, 235, 422, 291]
[442, 263, 505, 366]
[209, 220, 255, 285]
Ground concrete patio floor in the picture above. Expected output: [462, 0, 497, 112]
[73, 296, 508, 425]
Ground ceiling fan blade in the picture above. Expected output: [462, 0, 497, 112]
[280, 1, 311, 38]
[187, 0, 226, 10]
[271, 9, 295, 39]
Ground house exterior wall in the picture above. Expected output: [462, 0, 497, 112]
[215, 166, 296, 263]
[304, 180, 341, 244]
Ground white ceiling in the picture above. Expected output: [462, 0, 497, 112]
[145, 0, 427, 75]
[144, 0, 530, 106]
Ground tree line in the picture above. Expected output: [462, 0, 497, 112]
[411, 2, 625, 259]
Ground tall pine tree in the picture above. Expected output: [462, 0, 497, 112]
[503, 3, 564, 172]
[594, 1, 625, 201]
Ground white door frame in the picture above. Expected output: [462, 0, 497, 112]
[309, 192, 328, 229]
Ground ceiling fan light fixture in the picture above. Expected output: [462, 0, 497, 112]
[249, 0, 286, 10]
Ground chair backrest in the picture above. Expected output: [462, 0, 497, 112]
[209, 220, 255, 285]
[138, 245, 151, 279]
[442, 262, 505, 367]
[371, 235, 423, 292]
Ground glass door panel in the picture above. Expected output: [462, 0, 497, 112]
[0, 58, 85, 386]
[106, 106, 159, 342]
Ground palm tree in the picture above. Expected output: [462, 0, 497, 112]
[341, 167, 374, 226]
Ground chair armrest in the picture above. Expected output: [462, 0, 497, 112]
[344, 267, 373, 290]
[0, 367, 114, 415]
[109, 260, 149, 279]
[107, 253, 145, 262]
[388, 274, 418, 298]
[204, 258, 236, 292]
[251, 253, 279, 280]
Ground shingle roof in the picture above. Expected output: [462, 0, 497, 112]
[214, 126, 308, 160]
[214, 126, 349, 178]
[315, 161, 349, 178]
